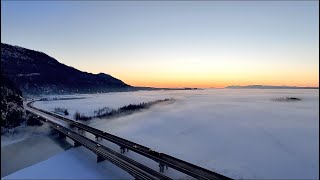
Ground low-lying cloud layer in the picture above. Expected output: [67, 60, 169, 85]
[35, 89, 319, 179]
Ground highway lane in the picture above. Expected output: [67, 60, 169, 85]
[26, 101, 232, 180]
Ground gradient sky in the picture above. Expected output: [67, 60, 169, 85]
[1, 1, 319, 88]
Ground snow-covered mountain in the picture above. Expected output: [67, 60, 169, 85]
[1, 43, 132, 95]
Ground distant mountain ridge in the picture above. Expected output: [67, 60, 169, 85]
[1, 43, 131, 95]
[226, 85, 318, 89]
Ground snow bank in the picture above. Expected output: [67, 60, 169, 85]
[33, 91, 174, 119]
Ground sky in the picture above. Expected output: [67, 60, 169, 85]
[1, 1, 319, 88]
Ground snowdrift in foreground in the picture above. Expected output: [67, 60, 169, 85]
[34, 89, 319, 179]
[3, 147, 132, 179]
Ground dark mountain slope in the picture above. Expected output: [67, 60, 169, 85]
[1, 73, 25, 132]
[1, 43, 131, 95]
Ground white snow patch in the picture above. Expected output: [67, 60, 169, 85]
[33, 91, 173, 119]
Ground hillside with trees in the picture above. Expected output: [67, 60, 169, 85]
[0, 74, 25, 134]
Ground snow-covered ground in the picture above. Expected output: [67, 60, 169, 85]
[33, 91, 173, 119]
[28, 89, 319, 179]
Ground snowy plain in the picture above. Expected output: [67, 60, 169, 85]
[29, 89, 319, 179]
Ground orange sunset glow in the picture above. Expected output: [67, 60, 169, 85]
[3, 1, 319, 89]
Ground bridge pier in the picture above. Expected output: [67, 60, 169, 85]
[78, 128, 84, 134]
[58, 132, 66, 139]
[95, 136, 102, 141]
[50, 128, 58, 135]
[74, 141, 81, 147]
[159, 162, 164, 173]
[120, 146, 127, 154]
[97, 155, 105, 163]
[159, 162, 168, 173]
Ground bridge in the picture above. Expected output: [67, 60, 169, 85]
[25, 101, 233, 180]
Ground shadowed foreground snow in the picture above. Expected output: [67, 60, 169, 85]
[3, 147, 132, 179]
[31, 89, 319, 179]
